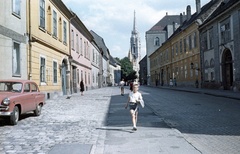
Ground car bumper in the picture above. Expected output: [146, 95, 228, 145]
[0, 111, 12, 116]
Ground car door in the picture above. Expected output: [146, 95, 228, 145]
[22, 83, 35, 112]
[31, 83, 40, 109]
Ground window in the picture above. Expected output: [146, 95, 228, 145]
[12, 42, 21, 76]
[183, 38, 187, 52]
[80, 38, 83, 54]
[202, 31, 208, 51]
[92, 49, 95, 62]
[180, 39, 182, 53]
[81, 70, 83, 80]
[12, 0, 21, 16]
[63, 21, 67, 44]
[76, 34, 79, 53]
[154, 37, 160, 46]
[84, 41, 86, 57]
[210, 59, 215, 68]
[193, 32, 197, 48]
[31, 83, 38, 92]
[40, 0, 45, 28]
[220, 19, 231, 43]
[40, 57, 46, 82]
[71, 30, 74, 50]
[175, 43, 178, 56]
[77, 69, 79, 84]
[85, 72, 87, 84]
[53, 61, 57, 83]
[24, 84, 30, 92]
[189, 35, 192, 50]
[209, 28, 213, 49]
[53, 10, 57, 37]
[88, 73, 90, 84]
[93, 73, 95, 83]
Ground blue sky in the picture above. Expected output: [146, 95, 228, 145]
[62, 0, 210, 59]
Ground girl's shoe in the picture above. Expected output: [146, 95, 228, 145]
[133, 127, 137, 131]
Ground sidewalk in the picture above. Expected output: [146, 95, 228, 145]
[92, 87, 201, 154]
[150, 85, 240, 100]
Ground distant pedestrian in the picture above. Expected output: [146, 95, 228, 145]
[80, 79, 84, 96]
[119, 79, 125, 96]
[129, 80, 133, 91]
[125, 83, 144, 131]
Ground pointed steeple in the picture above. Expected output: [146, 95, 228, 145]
[132, 10, 137, 34]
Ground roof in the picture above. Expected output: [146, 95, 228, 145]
[109, 55, 117, 67]
[90, 30, 109, 60]
[147, 15, 183, 32]
[202, 0, 239, 25]
[168, 0, 220, 40]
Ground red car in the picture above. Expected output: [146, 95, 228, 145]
[0, 80, 45, 125]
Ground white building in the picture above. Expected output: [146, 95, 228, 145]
[91, 42, 101, 89]
[0, 0, 27, 79]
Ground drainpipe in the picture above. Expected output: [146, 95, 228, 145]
[28, 0, 32, 80]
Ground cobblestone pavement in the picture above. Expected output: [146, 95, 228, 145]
[0, 87, 112, 154]
[142, 86, 240, 154]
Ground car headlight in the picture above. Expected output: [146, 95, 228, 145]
[3, 98, 10, 106]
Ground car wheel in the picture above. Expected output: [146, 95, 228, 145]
[34, 104, 42, 116]
[10, 106, 19, 125]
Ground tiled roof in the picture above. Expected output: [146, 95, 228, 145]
[90, 30, 109, 60]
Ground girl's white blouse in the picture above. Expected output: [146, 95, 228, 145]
[129, 91, 142, 103]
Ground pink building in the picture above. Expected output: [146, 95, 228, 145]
[70, 12, 93, 93]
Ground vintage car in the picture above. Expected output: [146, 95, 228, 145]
[0, 80, 45, 125]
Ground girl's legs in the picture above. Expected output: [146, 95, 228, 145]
[130, 109, 138, 130]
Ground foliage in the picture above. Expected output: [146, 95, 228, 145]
[116, 57, 137, 81]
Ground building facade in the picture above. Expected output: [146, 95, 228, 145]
[70, 12, 93, 92]
[90, 30, 110, 87]
[129, 11, 141, 80]
[91, 41, 101, 89]
[0, 0, 27, 79]
[27, 0, 72, 98]
[149, 0, 222, 87]
[200, 0, 240, 91]
[145, 13, 182, 85]
[139, 55, 147, 85]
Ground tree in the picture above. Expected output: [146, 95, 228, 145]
[115, 57, 137, 81]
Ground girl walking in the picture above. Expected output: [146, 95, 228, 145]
[80, 79, 84, 96]
[125, 83, 144, 131]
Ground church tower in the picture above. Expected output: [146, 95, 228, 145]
[128, 10, 141, 80]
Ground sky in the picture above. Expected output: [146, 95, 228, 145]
[62, 0, 210, 60]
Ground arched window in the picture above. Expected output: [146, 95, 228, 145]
[204, 60, 209, 68]
[210, 59, 215, 68]
[47, 6, 51, 33]
[58, 17, 62, 41]
[154, 37, 160, 46]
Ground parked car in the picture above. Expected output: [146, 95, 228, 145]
[0, 80, 45, 125]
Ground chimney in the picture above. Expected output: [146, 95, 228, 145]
[166, 12, 168, 16]
[173, 22, 176, 32]
[186, 5, 191, 20]
[196, 0, 201, 14]
[180, 13, 183, 25]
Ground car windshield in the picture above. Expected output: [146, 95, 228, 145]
[0, 82, 22, 93]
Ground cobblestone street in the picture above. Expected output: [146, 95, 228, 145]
[0, 88, 112, 154]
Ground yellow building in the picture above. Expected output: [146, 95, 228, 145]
[27, 0, 72, 98]
[150, 1, 222, 87]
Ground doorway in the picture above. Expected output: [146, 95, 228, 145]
[61, 61, 67, 95]
[222, 49, 233, 90]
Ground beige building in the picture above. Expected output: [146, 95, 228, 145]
[150, 0, 222, 87]
[27, 0, 72, 98]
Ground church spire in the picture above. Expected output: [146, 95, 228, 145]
[132, 10, 137, 34]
